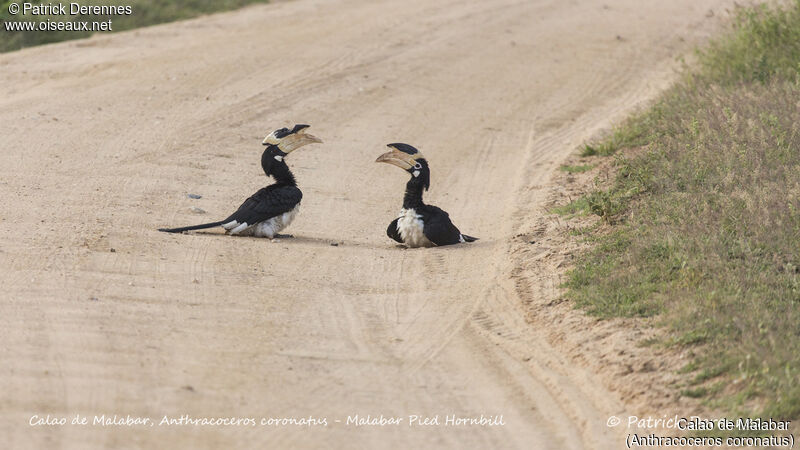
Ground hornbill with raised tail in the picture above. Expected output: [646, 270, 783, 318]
[375, 143, 477, 247]
[158, 124, 322, 238]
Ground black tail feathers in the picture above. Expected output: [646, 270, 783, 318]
[158, 221, 225, 234]
[461, 234, 478, 243]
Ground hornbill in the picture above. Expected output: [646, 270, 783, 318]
[158, 124, 322, 238]
[375, 143, 477, 247]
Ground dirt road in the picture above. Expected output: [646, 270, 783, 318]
[0, 0, 732, 448]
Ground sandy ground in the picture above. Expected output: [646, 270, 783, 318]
[0, 0, 735, 448]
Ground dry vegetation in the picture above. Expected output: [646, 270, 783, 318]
[0, 0, 269, 53]
[560, 1, 800, 421]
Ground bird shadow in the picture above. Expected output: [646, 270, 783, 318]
[163, 230, 489, 250]
[171, 230, 367, 248]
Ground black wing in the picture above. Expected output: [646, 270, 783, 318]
[386, 218, 403, 243]
[224, 185, 302, 225]
[420, 205, 464, 246]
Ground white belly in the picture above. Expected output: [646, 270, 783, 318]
[397, 208, 434, 248]
[222, 204, 300, 238]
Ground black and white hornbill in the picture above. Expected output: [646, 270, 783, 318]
[375, 143, 477, 247]
[158, 124, 322, 238]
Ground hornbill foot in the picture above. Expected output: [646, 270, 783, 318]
[272, 233, 294, 239]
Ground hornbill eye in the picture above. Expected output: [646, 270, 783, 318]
[413, 162, 422, 170]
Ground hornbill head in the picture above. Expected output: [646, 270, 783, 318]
[375, 143, 430, 190]
[263, 124, 323, 155]
[261, 124, 322, 173]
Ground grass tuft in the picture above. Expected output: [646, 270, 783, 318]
[552, 197, 591, 217]
[559, 163, 595, 174]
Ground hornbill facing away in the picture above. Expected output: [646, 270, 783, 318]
[158, 124, 322, 238]
[375, 143, 477, 247]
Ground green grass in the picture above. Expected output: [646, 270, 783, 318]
[0, 0, 269, 53]
[562, 0, 800, 420]
[580, 122, 649, 156]
[552, 197, 591, 217]
[559, 163, 595, 173]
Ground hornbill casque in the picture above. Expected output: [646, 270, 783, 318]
[376, 143, 477, 247]
[158, 124, 322, 238]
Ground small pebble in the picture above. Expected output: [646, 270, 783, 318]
[187, 193, 202, 199]
[190, 207, 206, 214]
